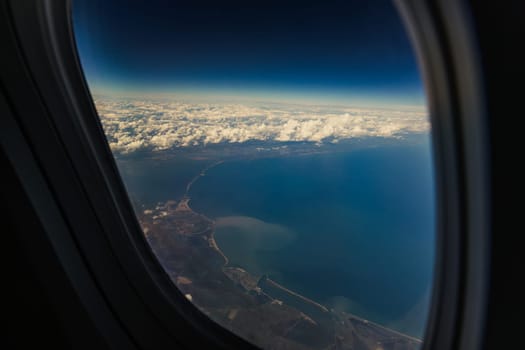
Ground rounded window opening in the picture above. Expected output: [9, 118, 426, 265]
[73, 0, 435, 348]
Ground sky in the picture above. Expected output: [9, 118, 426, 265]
[73, 0, 425, 108]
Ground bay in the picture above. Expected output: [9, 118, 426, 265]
[116, 136, 435, 338]
[190, 138, 435, 338]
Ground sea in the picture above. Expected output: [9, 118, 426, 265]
[116, 134, 435, 339]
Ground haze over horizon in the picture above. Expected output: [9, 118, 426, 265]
[73, 0, 426, 109]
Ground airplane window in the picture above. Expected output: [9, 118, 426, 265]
[73, 0, 435, 348]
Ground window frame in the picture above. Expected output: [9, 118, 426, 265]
[395, 1, 490, 349]
[0, 0, 490, 349]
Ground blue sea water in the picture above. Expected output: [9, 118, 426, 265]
[117, 136, 435, 338]
[116, 154, 208, 207]
[191, 138, 435, 338]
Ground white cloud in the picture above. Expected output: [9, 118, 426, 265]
[93, 97, 429, 153]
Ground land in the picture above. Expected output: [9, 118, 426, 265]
[138, 162, 422, 350]
[115, 135, 427, 163]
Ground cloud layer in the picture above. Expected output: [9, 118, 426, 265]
[94, 97, 429, 153]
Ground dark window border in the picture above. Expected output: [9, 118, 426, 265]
[0, 0, 490, 349]
[395, 1, 490, 349]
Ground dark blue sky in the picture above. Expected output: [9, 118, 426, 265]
[73, 0, 425, 106]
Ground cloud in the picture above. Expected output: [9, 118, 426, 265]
[93, 97, 429, 153]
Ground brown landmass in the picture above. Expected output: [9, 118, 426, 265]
[139, 199, 422, 350]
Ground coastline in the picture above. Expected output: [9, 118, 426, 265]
[180, 161, 422, 343]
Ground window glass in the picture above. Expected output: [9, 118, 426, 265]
[73, 1, 434, 349]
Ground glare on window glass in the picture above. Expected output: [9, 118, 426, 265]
[73, 0, 435, 348]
